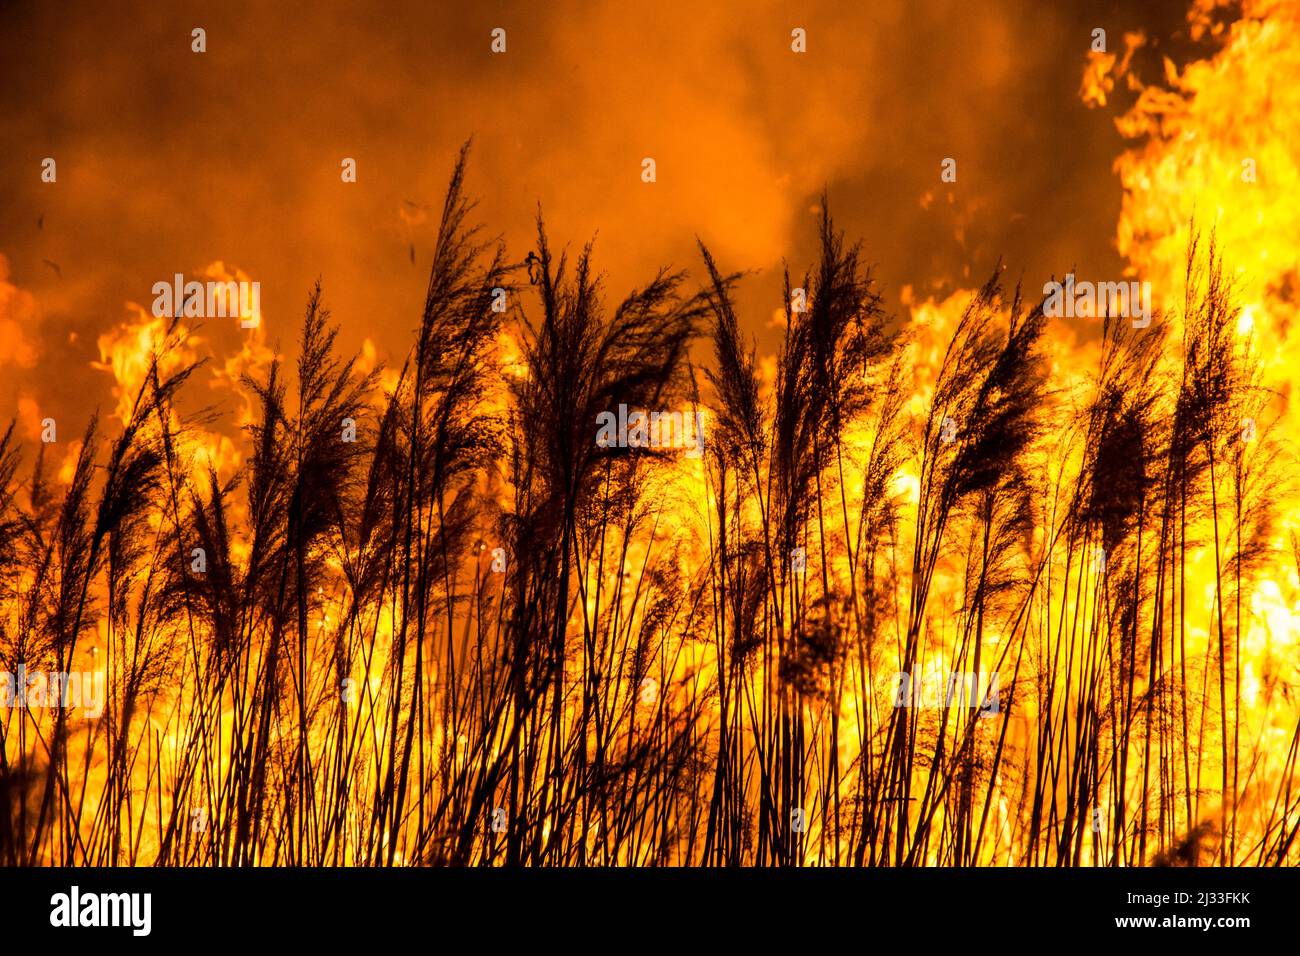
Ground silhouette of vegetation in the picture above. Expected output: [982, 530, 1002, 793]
[0, 149, 1294, 867]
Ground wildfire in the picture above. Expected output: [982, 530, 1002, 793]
[3, 0, 1300, 869]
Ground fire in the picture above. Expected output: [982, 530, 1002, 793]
[4, 0, 1300, 869]
[93, 305, 200, 425]
[1073, 0, 1300, 861]
[1111, 0, 1300, 445]
[0, 255, 40, 372]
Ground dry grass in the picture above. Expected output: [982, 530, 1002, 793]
[1, 150, 1296, 867]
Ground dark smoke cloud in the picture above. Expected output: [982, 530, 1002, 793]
[0, 0, 1189, 438]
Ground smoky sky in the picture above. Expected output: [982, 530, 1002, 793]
[0, 0, 1192, 437]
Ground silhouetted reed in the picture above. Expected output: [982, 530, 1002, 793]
[0, 155, 1293, 868]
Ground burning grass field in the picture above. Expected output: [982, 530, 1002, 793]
[2, 0, 1300, 868]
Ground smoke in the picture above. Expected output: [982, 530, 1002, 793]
[0, 0, 1191, 444]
